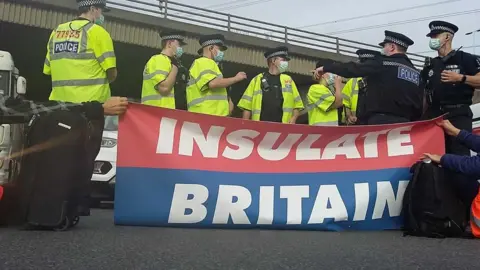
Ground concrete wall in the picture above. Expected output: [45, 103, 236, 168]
[2, 0, 356, 75]
[0, 22, 313, 105]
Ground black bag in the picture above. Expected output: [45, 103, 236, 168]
[16, 110, 94, 231]
[403, 161, 467, 238]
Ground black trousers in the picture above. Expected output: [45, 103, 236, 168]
[367, 114, 410, 125]
[445, 110, 479, 212]
[78, 118, 104, 215]
[426, 106, 479, 218]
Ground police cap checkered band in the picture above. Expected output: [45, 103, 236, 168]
[162, 35, 185, 41]
[78, 0, 106, 8]
[430, 25, 455, 35]
[266, 51, 288, 59]
[385, 36, 408, 48]
[201, 39, 224, 47]
[359, 53, 375, 58]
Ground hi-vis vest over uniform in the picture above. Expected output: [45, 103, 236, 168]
[187, 57, 228, 116]
[341, 77, 361, 123]
[43, 19, 116, 103]
[306, 83, 339, 126]
[141, 54, 175, 109]
[237, 73, 304, 123]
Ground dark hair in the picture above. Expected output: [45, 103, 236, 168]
[161, 40, 168, 49]
[267, 57, 276, 66]
[78, 6, 90, 15]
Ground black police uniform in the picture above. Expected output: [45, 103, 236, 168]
[323, 31, 423, 125]
[422, 20, 480, 210]
[259, 46, 291, 123]
[353, 49, 382, 125]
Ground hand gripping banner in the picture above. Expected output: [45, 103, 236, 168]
[114, 103, 444, 231]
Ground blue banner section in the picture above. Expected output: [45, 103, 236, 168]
[114, 168, 411, 231]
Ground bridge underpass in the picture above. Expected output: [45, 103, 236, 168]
[0, 22, 313, 118]
[0, 0, 427, 122]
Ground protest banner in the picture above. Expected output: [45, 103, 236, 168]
[114, 103, 444, 231]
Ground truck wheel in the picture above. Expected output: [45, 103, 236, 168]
[53, 216, 71, 231]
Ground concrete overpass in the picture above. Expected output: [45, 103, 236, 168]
[0, 0, 426, 118]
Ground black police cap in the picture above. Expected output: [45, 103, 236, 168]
[160, 30, 187, 46]
[427, 20, 459, 37]
[356, 49, 381, 61]
[77, 0, 110, 12]
[379, 30, 414, 49]
[264, 46, 290, 60]
[197, 34, 227, 54]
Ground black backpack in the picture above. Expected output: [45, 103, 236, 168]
[402, 161, 467, 238]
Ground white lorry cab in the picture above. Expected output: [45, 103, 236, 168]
[0, 50, 27, 185]
[472, 103, 480, 135]
[91, 116, 118, 203]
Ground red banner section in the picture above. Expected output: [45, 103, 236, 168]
[117, 103, 445, 173]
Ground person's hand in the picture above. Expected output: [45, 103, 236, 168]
[441, 70, 463, 83]
[103, 97, 128, 116]
[347, 115, 357, 125]
[422, 153, 443, 164]
[288, 117, 297, 124]
[310, 67, 324, 80]
[437, 119, 460, 137]
[235, 72, 247, 82]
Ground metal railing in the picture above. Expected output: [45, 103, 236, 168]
[109, 0, 427, 68]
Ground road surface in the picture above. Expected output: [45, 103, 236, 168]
[0, 209, 479, 270]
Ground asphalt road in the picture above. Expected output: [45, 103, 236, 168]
[1, 209, 479, 270]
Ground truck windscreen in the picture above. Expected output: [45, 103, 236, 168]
[0, 71, 10, 96]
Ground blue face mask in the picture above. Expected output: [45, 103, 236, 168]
[214, 50, 224, 62]
[175, 46, 184, 58]
[278, 61, 289, 73]
[429, 38, 441, 50]
[95, 14, 105, 25]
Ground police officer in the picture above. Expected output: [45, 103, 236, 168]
[141, 30, 187, 109]
[42, 0, 117, 216]
[422, 21, 480, 213]
[306, 62, 343, 126]
[341, 49, 381, 125]
[186, 34, 247, 116]
[312, 31, 423, 125]
[43, 0, 117, 103]
[237, 46, 304, 123]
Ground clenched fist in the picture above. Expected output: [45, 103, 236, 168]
[103, 97, 129, 116]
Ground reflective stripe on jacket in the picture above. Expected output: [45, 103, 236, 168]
[186, 57, 228, 116]
[237, 73, 304, 123]
[341, 77, 361, 123]
[306, 83, 338, 126]
[141, 54, 175, 109]
[43, 19, 116, 103]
